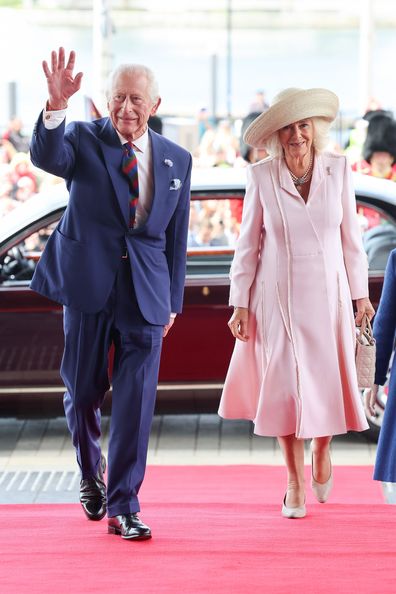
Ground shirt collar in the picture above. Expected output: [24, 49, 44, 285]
[116, 128, 149, 153]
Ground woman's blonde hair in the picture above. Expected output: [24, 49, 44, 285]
[264, 117, 332, 157]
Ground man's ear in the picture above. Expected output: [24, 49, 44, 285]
[151, 97, 161, 116]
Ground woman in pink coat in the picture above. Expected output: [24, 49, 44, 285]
[218, 88, 375, 519]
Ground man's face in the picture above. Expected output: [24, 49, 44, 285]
[107, 71, 161, 141]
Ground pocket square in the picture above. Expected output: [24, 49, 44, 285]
[170, 178, 182, 190]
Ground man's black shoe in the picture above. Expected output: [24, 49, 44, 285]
[79, 454, 107, 521]
[108, 513, 152, 540]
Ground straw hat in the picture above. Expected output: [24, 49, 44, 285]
[243, 87, 339, 148]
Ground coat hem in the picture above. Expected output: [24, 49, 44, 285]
[218, 412, 368, 439]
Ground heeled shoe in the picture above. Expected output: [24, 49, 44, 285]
[311, 452, 333, 503]
[281, 494, 306, 519]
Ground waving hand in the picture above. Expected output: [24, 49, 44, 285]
[42, 47, 83, 110]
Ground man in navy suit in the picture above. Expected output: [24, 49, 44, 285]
[30, 47, 192, 540]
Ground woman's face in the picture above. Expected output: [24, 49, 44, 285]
[278, 119, 314, 160]
[370, 151, 394, 174]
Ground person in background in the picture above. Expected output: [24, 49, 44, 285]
[352, 112, 396, 181]
[218, 87, 374, 519]
[365, 249, 396, 487]
[248, 89, 269, 114]
[29, 47, 192, 541]
[2, 116, 30, 153]
[197, 107, 210, 141]
[148, 114, 163, 134]
[239, 112, 268, 164]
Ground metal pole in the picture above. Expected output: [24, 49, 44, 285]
[226, 0, 232, 118]
[211, 54, 218, 120]
[8, 81, 17, 119]
[358, 0, 373, 115]
[92, 0, 113, 112]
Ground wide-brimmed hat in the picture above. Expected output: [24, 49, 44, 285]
[243, 87, 339, 148]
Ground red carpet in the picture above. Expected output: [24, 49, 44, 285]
[1, 465, 395, 594]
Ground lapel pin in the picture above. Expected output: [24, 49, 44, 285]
[164, 159, 173, 167]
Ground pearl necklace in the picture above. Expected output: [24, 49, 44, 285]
[287, 152, 314, 187]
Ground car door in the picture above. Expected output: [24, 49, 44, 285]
[0, 218, 65, 414]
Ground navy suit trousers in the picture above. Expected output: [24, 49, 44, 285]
[61, 258, 163, 517]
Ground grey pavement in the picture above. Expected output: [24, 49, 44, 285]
[0, 414, 379, 504]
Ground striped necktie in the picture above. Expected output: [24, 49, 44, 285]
[122, 142, 139, 228]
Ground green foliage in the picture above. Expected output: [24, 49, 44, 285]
[0, 0, 22, 7]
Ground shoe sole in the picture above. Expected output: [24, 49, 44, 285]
[107, 526, 152, 540]
[281, 508, 306, 519]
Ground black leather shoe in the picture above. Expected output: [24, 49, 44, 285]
[79, 454, 107, 521]
[108, 513, 152, 540]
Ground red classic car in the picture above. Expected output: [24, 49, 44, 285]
[1, 168, 396, 440]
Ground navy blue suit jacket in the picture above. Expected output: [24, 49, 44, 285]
[373, 248, 396, 385]
[30, 114, 192, 325]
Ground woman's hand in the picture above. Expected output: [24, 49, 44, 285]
[364, 384, 379, 417]
[228, 307, 249, 342]
[42, 47, 83, 110]
[355, 297, 375, 325]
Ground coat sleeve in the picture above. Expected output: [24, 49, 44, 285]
[340, 156, 369, 299]
[229, 164, 264, 308]
[30, 112, 78, 180]
[373, 250, 396, 385]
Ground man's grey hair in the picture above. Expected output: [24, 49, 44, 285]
[264, 117, 333, 157]
[105, 64, 160, 103]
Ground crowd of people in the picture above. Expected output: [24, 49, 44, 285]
[190, 93, 396, 249]
[0, 116, 64, 217]
[1, 93, 396, 227]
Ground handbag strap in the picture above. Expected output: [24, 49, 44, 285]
[357, 314, 375, 345]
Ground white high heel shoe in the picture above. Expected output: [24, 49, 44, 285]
[281, 494, 306, 519]
[311, 451, 333, 503]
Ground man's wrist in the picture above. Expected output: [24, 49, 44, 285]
[46, 100, 68, 111]
[170, 313, 177, 319]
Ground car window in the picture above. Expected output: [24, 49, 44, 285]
[357, 201, 396, 272]
[0, 222, 57, 283]
[1, 189, 394, 284]
[188, 194, 243, 250]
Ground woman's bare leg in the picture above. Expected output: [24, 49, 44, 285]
[277, 434, 305, 507]
[311, 436, 332, 483]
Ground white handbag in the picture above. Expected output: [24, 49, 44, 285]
[355, 314, 376, 389]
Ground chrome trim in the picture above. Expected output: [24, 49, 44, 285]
[185, 274, 230, 286]
[0, 382, 224, 395]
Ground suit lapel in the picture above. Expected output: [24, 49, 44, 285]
[97, 123, 176, 231]
[139, 130, 173, 229]
[308, 153, 325, 201]
[278, 157, 300, 198]
[98, 118, 129, 226]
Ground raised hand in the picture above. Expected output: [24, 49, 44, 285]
[42, 47, 83, 110]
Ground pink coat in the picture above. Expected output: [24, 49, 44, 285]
[218, 152, 369, 438]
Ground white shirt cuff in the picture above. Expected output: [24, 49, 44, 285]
[43, 106, 67, 129]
